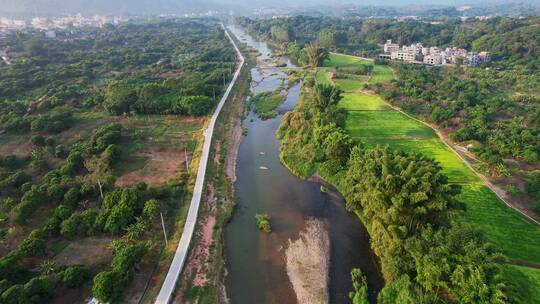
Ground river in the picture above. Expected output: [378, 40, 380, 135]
[225, 25, 383, 304]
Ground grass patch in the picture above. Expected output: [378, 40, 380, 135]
[458, 185, 540, 263]
[339, 93, 388, 111]
[370, 65, 394, 84]
[323, 53, 372, 69]
[251, 91, 286, 119]
[334, 79, 364, 92]
[315, 69, 332, 84]
[502, 265, 540, 303]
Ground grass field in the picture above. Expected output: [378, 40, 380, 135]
[322, 53, 393, 85]
[339, 90, 540, 263]
[319, 53, 540, 268]
[370, 65, 394, 84]
[503, 265, 540, 303]
[323, 53, 373, 68]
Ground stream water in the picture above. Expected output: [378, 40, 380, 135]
[224, 25, 383, 304]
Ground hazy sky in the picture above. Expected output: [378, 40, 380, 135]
[0, 0, 524, 16]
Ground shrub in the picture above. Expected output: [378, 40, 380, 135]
[255, 213, 271, 233]
[142, 199, 160, 220]
[92, 271, 123, 303]
[60, 265, 90, 288]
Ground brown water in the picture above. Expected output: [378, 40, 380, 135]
[225, 25, 383, 304]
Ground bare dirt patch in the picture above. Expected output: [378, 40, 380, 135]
[0, 138, 32, 157]
[115, 148, 187, 188]
[54, 236, 113, 267]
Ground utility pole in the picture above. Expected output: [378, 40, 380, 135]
[160, 212, 168, 246]
[97, 179, 104, 200]
[185, 147, 189, 172]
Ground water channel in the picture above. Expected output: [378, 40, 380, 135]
[225, 25, 383, 304]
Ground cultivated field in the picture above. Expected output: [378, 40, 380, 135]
[323, 53, 540, 274]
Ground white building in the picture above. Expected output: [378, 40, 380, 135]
[391, 50, 416, 62]
[423, 54, 443, 65]
[383, 39, 400, 54]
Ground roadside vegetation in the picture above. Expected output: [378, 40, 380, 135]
[0, 19, 236, 303]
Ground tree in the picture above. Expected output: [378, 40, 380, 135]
[103, 81, 136, 115]
[304, 43, 329, 68]
[255, 213, 271, 233]
[143, 199, 160, 220]
[92, 271, 123, 303]
[343, 146, 462, 280]
[270, 26, 291, 43]
[349, 269, 368, 304]
[316, 30, 335, 50]
[38, 260, 56, 275]
[179, 96, 213, 116]
[60, 265, 90, 288]
[313, 83, 342, 113]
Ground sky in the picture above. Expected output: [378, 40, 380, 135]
[0, 0, 525, 16]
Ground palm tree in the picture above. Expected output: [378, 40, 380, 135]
[304, 43, 330, 68]
[313, 83, 342, 112]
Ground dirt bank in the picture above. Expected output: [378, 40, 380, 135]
[285, 218, 330, 304]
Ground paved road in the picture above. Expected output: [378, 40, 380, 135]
[154, 24, 245, 304]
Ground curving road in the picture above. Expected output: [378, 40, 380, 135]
[155, 24, 245, 304]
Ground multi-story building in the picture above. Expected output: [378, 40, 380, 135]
[423, 54, 443, 65]
[380, 40, 490, 67]
[383, 39, 400, 54]
[466, 53, 481, 66]
[391, 50, 416, 62]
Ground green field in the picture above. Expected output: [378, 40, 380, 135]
[338, 93, 389, 111]
[319, 53, 540, 268]
[370, 65, 394, 84]
[322, 53, 393, 85]
[339, 89, 540, 263]
[323, 53, 373, 68]
[335, 79, 364, 92]
[503, 265, 540, 303]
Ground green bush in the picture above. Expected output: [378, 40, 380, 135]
[60, 265, 90, 288]
[255, 213, 272, 233]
